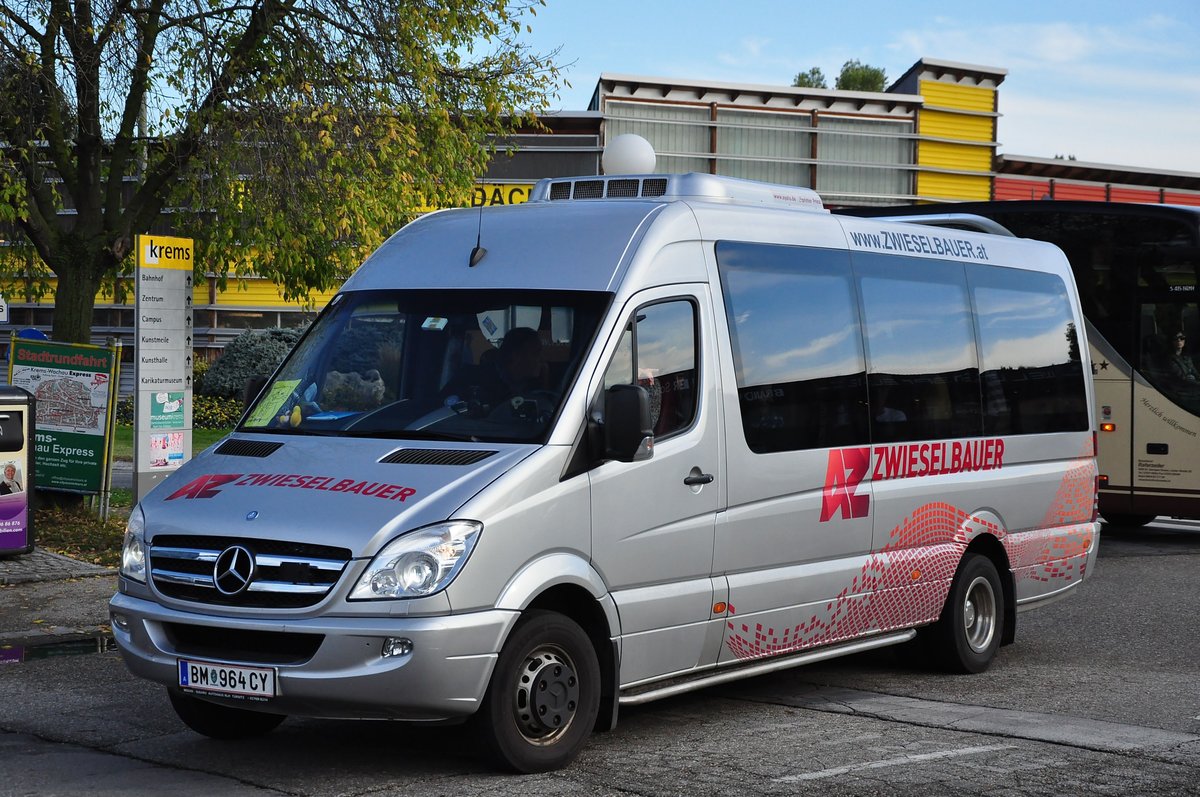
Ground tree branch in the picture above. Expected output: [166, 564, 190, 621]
[127, 0, 296, 232]
[153, 3, 259, 32]
[38, 0, 78, 188]
[105, 0, 168, 223]
[95, 0, 138, 50]
[0, 5, 43, 40]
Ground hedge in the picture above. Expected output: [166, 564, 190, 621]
[200, 328, 305, 399]
[115, 394, 243, 429]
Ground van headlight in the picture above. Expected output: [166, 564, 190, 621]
[349, 521, 482, 600]
[120, 507, 147, 583]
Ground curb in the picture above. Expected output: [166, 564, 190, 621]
[0, 549, 118, 586]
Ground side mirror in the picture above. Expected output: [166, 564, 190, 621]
[603, 383, 654, 462]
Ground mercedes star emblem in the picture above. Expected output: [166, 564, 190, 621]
[213, 545, 256, 596]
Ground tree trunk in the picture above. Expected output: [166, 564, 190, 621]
[49, 238, 106, 344]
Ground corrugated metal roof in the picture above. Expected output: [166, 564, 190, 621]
[999, 154, 1200, 192]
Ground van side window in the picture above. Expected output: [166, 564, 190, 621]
[968, 265, 1090, 434]
[716, 242, 869, 453]
[602, 300, 698, 439]
[855, 255, 982, 443]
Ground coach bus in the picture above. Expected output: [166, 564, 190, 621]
[840, 200, 1200, 526]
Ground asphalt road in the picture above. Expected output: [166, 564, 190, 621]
[2, 518, 1199, 796]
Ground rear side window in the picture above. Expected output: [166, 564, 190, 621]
[717, 242, 869, 453]
[718, 240, 1087, 453]
[855, 255, 982, 443]
[968, 266, 1090, 434]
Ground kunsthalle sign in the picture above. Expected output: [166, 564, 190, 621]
[135, 234, 195, 501]
[7, 337, 121, 493]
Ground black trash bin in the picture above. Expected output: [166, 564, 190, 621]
[0, 386, 35, 556]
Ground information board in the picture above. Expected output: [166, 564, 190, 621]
[135, 234, 194, 500]
[8, 337, 121, 493]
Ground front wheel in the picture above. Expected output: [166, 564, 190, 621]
[474, 610, 600, 773]
[168, 688, 286, 739]
[927, 553, 1004, 674]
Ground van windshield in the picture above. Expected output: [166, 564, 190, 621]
[240, 289, 610, 444]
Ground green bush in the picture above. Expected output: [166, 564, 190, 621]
[200, 327, 305, 399]
[192, 356, 211, 394]
[194, 394, 244, 428]
[113, 394, 242, 429]
[115, 394, 133, 424]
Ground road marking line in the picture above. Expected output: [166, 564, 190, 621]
[745, 686, 1200, 753]
[775, 744, 1015, 783]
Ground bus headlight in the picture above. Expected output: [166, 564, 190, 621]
[349, 521, 482, 600]
[120, 507, 147, 583]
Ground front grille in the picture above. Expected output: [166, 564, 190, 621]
[164, 623, 324, 665]
[149, 535, 351, 608]
[549, 182, 571, 200]
[379, 448, 496, 466]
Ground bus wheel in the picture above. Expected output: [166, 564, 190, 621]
[167, 688, 286, 738]
[475, 610, 600, 773]
[1102, 513, 1155, 528]
[929, 553, 1003, 674]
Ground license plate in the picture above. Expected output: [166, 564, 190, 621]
[178, 658, 277, 699]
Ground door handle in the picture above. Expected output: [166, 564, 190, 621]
[684, 472, 714, 486]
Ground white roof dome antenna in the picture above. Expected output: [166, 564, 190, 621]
[602, 134, 656, 175]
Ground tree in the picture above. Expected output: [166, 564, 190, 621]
[791, 67, 828, 89]
[0, 1, 559, 343]
[835, 59, 887, 92]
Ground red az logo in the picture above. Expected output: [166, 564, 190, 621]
[820, 447, 870, 522]
[166, 474, 242, 500]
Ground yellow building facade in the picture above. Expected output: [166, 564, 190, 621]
[889, 59, 1006, 202]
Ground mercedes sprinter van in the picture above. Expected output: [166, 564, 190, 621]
[112, 172, 1099, 772]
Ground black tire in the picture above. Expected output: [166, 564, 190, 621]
[474, 610, 601, 773]
[168, 688, 286, 739]
[927, 553, 1004, 674]
[1102, 513, 1156, 528]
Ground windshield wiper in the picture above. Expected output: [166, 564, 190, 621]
[234, 426, 341, 437]
[337, 428, 475, 442]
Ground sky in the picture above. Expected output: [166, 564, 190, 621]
[510, 0, 1200, 174]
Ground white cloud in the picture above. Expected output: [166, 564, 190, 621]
[1000, 92, 1200, 171]
[883, 15, 1200, 171]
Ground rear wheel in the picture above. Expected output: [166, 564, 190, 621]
[928, 553, 1004, 674]
[168, 688, 286, 739]
[475, 610, 600, 773]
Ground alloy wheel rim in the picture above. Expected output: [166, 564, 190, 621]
[963, 575, 997, 653]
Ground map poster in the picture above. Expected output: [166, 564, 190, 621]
[8, 337, 121, 494]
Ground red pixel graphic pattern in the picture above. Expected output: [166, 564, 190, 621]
[725, 453, 1097, 661]
[1003, 454, 1096, 585]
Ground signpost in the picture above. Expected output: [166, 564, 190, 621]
[135, 234, 194, 502]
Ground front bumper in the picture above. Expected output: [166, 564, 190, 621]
[109, 591, 519, 721]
